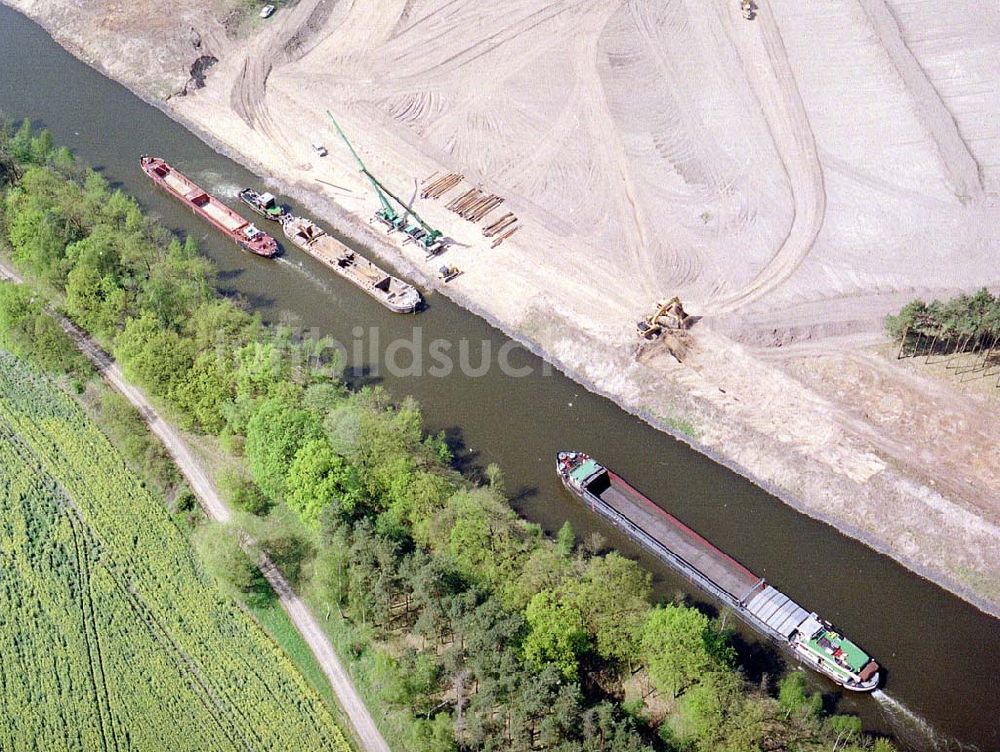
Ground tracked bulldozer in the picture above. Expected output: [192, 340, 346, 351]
[636, 297, 691, 340]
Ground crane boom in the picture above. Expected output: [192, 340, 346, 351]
[326, 111, 363, 168]
[326, 110, 443, 247]
[326, 111, 396, 221]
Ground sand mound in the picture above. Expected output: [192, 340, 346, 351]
[24, 0, 998, 324]
[204, 0, 999, 324]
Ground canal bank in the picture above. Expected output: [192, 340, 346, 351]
[1, 6, 998, 750]
[7, 0, 998, 631]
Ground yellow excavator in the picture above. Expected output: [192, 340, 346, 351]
[636, 297, 691, 340]
[740, 0, 756, 20]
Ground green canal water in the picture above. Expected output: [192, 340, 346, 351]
[1, 7, 997, 749]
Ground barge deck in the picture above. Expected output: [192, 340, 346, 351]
[597, 470, 763, 604]
[557, 451, 880, 691]
[282, 215, 421, 313]
[139, 156, 278, 257]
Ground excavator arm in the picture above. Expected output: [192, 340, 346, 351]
[637, 296, 689, 339]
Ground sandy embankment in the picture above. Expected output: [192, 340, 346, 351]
[4, 0, 1000, 615]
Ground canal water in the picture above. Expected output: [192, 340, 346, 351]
[2, 7, 997, 749]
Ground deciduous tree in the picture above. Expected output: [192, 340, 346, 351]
[114, 312, 195, 398]
[641, 604, 715, 697]
[523, 590, 589, 680]
[244, 385, 321, 500]
[569, 551, 651, 670]
[285, 438, 364, 525]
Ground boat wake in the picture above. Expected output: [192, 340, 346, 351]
[872, 690, 979, 752]
[274, 256, 336, 296]
[198, 171, 242, 198]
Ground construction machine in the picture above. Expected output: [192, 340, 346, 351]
[740, 0, 756, 20]
[634, 297, 692, 363]
[437, 265, 462, 283]
[326, 111, 446, 256]
[636, 297, 690, 340]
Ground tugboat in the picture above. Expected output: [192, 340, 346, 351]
[282, 215, 421, 313]
[556, 451, 880, 691]
[238, 188, 287, 222]
[140, 157, 278, 258]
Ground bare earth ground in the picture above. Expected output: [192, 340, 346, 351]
[4, 0, 999, 614]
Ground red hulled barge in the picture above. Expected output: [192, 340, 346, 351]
[140, 156, 278, 258]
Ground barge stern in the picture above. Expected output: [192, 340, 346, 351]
[282, 215, 421, 313]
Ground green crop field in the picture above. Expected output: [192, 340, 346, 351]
[0, 352, 351, 751]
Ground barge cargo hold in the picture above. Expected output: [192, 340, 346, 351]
[556, 451, 880, 692]
[282, 215, 421, 313]
[139, 156, 278, 258]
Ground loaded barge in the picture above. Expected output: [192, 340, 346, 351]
[556, 452, 880, 691]
[140, 157, 278, 257]
[282, 215, 421, 313]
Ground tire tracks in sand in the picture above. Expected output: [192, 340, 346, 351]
[855, 0, 983, 203]
[230, 0, 332, 156]
[706, 0, 826, 315]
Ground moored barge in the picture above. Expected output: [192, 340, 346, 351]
[556, 451, 880, 691]
[140, 156, 278, 257]
[282, 215, 421, 313]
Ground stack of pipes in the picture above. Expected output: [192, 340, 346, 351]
[421, 172, 463, 200]
[483, 212, 517, 238]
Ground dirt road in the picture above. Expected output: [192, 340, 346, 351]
[0, 260, 391, 752]
[704, 0, 826, 314]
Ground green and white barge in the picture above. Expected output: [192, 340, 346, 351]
[556, 451, 880, 691]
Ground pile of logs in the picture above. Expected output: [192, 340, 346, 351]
[483, 212, 516, 237]
[490, 226, 519, 249]
[421, 172, 463, 200]
[447, 189, 504, 222]
[419, 171, 521, 247]
[483, 212, 519, 248]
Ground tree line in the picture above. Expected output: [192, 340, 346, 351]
[886, 289, 1000, 380]
[0, 120, 898, 752]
